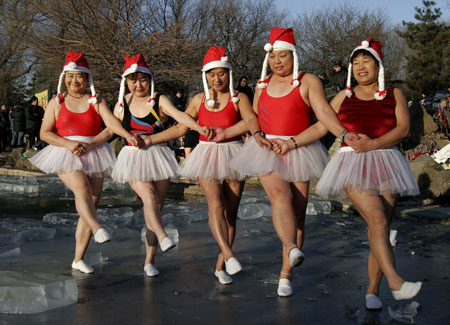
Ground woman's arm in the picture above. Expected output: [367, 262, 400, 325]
[159, 95, 211, 137]
[305, 74, 359, 145]
[351, 88, 410, 152]
[142, 94, 203, 146]
[97, 97, 138, 146]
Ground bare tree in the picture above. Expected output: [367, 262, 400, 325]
[291, 2, 405, 84]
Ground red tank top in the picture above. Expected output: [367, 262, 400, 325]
[257, 74, 312, 136]
[198, 95, 241, 142]
[338, 87, 397, 147]
[55, 97, 102, 137]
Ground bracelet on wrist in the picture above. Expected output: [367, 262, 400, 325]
[339, 129, 349, 144]
[253, 130, 265, 138]
[290, 137, 298, 148]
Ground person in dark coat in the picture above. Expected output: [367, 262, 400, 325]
[25, 96, 45, 149]
[0, 104, 10, 152]
[10, 104, 26, 147]
[235, 76, 254, 105]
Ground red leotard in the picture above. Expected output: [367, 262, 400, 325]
[257, 74, 312, 136]
[55, 97, 102, 137]
[338, 87, 397, 147]
[198, 95, 241, 142]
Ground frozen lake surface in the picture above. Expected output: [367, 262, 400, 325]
[0, 175, 449, 323]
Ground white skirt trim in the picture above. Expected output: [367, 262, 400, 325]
[29, 136, 116, 177]
[179, 140, 245, 182]
[316, 146, 420, 197]
[229, 136, 328, 182]
[111, 144, 179, 183]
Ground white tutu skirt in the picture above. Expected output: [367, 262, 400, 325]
[230, 136, 328, 182]
[316, 147, 420, 198]
[29, 136, 116, 177]
[179, 141, 245, 182]
[111, 144, 179, 183]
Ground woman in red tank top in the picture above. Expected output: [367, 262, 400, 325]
[316, 39, 422, 307]
[148, 46, 271, 285]
[230, 28, 359, 297]
[29, 52, 139, 274]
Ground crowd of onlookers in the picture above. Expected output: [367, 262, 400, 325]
[0, 96, 45, 154]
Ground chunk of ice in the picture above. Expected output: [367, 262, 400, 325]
[165, 226, 179, 243]
[85, 252, 108, 265]
[237, 203, 272, 219]
[306, 202, 317, 215]
[388, 301, 420, 324]
[0, 247, 21, 258]
[0, 271, 77, 314]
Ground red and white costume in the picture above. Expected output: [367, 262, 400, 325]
[29, 97, 115, 177]
[230, 75, 328, 181]
[179, 94, 245, 182]
[30, 52, 115, 177]
[316, 87, 419, 197]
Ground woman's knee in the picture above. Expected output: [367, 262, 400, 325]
[368, 213, 389, 232]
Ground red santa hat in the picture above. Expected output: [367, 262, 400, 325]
[56, 51, 97, 104]
[117, 54, 155, 112]
[345, 38, 386, 100]
[202, 46, 238, 108]
[257, 28, 300, 89]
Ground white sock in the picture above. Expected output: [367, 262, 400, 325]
[224, 257, 242, 275]
[72, 260, 94, 274]
[392, 281, 423, 300]
[365, 294, 382, 310]
[277, 278, 293, 297]
[289, 248, 305, 267]
[144, 264, 159, 277]
[215, 270, 233, 285]
[94, 228, 111, 243]
[160, 237, 175, 252]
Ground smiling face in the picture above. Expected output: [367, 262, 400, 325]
[268, 50, 293, 77]
[64, 71, 88, 95]
[126, 72, 150, 98]
[352, 52, 379, 86]
[206, 68, 229, 92]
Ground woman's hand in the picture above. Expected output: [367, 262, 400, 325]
[211, 127, 226, 142]
[200, 126, 215, 141]
[270, 138, 291, 155]
[351, 134, 375, 152]
[67, 141, 87, 156]
[254, 133, 272, 150]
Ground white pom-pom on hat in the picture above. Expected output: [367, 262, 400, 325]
[291, 80, 300, 87]
[221, 56, 228, 63]
[207, 99, 215, 108]
[264, 43, 273, 52]
[67, 62, 77, 70]
[231, 96, 239, 103]
[361, 40, 370, 48]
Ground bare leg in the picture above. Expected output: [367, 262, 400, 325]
[346, 188, 404, 291]
[129, 180, 168, 243]
[280, 181, 309, 279]
[144, 180, 169, 265]
[216, 180, 244, 271]
[367, 193, 397, 295]
[58, 171, 103, 234]
[198, 178, 234, 262]
[259, 173, 297, 257]
[73, 176, 104, 262]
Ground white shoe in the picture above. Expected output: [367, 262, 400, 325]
[160, 237, 175, 252]
[391, 281, 423, 300]
[224, 257, 242, 275]
[288, 247, 305, 267]
[144, 264, 160, 277]
[365, 294, 383, 310]
[277, 278, 293, 297]
[215, 270, 233, 285]
[94, 228, 111, 243]
[72, 260, 94, 274]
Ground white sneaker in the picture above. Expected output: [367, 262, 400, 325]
[224, 257, 242, 275]
[94, 228, 111, 243]
[144, 264, 160, 277]
[72, 260, 94, 274]
[215, 270, 233, 285]
[277, 278, 293, 297]
[288, 247, 305, 267]
[160, 237, 175, 252]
